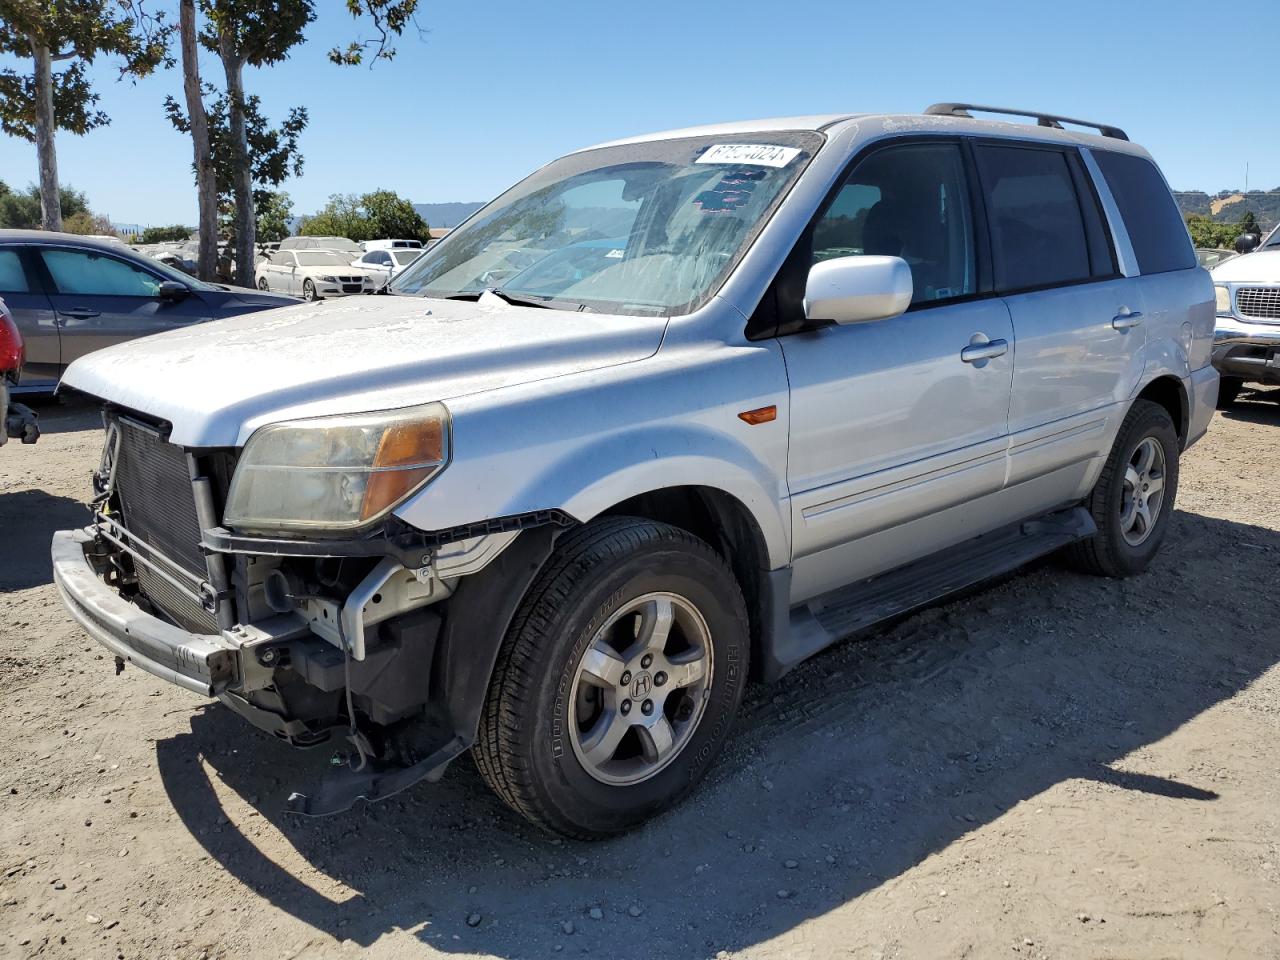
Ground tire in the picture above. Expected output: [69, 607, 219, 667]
[303, 279, 318, 301]
[474, 517, 750, 838]
[1216, 376, 1244, 409]
[1066, 399, 1180, 578]
[257, 277, 269, 291]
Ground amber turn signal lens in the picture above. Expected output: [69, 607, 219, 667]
[373, 419, 445, 468]
[738, 405, 777, 425]
[362, 466, 435, 521]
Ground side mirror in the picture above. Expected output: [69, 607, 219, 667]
[157, 280, 190, 302]
[1235, 233, 1261, 254]
[803, 255, 913, 325]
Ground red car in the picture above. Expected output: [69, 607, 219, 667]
[1, 296, 39, 446]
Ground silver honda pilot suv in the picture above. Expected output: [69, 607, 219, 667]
[53, 103, 1217, 838]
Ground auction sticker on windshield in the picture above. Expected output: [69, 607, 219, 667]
[696, 144, 802, 167]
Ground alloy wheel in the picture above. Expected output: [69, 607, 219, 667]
[568, 592, 714, 786]
[1120, 436, 1166, 546]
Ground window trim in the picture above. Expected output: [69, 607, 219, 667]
[969, 138, 1123, 299]
[33, 244, 171, 299]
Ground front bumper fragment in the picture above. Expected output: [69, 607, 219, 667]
[1214, 319, 1280, 384]
[51, 528, 238, 696]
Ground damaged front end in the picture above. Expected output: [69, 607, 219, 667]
[53, 409, 570, 814]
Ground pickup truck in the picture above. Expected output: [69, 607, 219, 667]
[52, 104, 1216, 838]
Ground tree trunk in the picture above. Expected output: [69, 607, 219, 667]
[179, 0, 218, 282]
[218, 37, 254, 287]
[31, 38, 62, 232]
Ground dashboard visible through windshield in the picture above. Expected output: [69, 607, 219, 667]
[391, 132, 825, 316]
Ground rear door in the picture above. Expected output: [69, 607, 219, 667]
[35, 245, 203, 369]
[972, 141, 1142, 498]
[0, 245, 60, 383]
[782, 139, 1017, 601]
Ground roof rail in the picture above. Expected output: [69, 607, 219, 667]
[924, 103, 1129, 142]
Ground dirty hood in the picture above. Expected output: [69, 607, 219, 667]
[1211, 249, 1280, 282]
[61, 295, 668, 447]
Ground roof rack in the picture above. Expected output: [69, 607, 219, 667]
[923, 103, 1129, 142]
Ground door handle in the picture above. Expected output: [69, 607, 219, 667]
[961, 338, 1008, 363]
[59, 308, 100, 320]
[1112, 311, 1144, 331]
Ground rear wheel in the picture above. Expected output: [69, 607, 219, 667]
[1216, 376, 1244, 409]
[474, 517, 749, 838]
[1067, 399, 1180, 578]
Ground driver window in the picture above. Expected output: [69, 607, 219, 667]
[40, 249, 162, 297]
[812, 142, 975, 305]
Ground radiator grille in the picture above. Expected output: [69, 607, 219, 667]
[112, 418, 217, 633]
[1235, 287, 1280, 321]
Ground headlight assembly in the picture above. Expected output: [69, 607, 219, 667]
[224, 402, 451, 534]
[320, 274, 338, 282]
[1215, 284, 1232, 316]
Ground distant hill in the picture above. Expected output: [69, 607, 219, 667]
[413, 202, 484, 228]
[1174, 190, 1280, 232]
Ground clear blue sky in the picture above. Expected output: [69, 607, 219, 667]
[1, 0, 1274, 227]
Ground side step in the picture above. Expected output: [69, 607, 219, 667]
[773, 506, 1096, 678]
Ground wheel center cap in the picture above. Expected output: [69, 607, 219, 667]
[630, 672, 653, 701]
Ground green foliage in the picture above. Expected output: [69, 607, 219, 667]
[138, 224, 194, 243]
[300, 189, 429, 243]
[329, 0, 421, 65]
[197, 0, 313, 68]
[63, 209, 118, 235]
[1185, 213, 1257, 251]
[255, 190, 293, 242]
[164, 84, 307, 220]
[0, 181, 91, 228]
[0, 0, 173, 141]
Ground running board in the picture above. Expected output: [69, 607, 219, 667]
[772, 506, 1096, 678]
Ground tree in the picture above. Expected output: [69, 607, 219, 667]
[63, 209, 117, 235]
[329, 0, 423, 65]
[197, 0, 313, 285]
[0, 0, 171, 230]
[177, 0, 217, 280]
[0, 180, 91, 229]
[255, 190, 293, 242]
[138, 224, 194, 243]
[166, 83, 306, 250]
[301, 189, 428, 243]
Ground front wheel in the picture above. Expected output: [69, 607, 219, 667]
[1066, 399, 1180, 578]
[303, 279, 318, 301]
[257, 277, 270, 291]
[474, 517, 749, 838]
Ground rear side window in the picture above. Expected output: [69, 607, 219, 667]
[0, 250, 29, 292]
[975, 144, 1093, 292]
[1093, 151, 1195, 274]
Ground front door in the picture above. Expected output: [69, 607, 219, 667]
[35, 246, 201, 369]
[782, 140, 1016, 602]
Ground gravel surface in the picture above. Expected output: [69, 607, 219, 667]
[2, 391, 1278, 960]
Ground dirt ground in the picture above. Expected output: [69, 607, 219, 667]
[1, 391, 1278, 960]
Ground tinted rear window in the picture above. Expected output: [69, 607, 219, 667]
[975, 145, 1092, 292]
[1093, 151, 1195, 274]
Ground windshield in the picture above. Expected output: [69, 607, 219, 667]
[1263, 226, 1280, 249]
[296, 251, 355, 266]
[391, 249, 422, 266]
[142, 250, 218, 290]
[391, 132, 824, 315]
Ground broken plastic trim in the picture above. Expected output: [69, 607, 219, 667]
[202, 509, 576, 569]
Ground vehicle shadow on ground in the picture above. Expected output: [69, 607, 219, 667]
[0, 488, 91, 591]
[155, 509, 1280, 959]
[1220, 387, 1280, 426]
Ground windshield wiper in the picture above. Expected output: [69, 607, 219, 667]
[440, 288, 594, 312]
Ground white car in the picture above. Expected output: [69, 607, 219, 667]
[1210, 227, 1280, 404]
[352, 247, 423, 287]
[278, 236, 363, 255]
[362, 238, 423, 252]
[254, 250, 380, 300]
